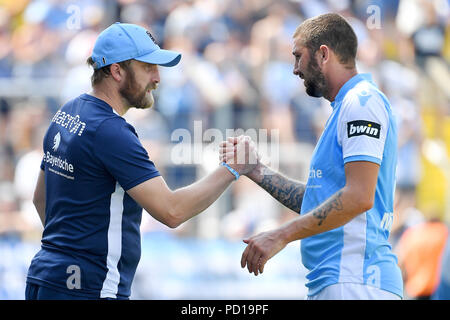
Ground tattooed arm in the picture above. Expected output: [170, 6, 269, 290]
[241, 161, 380, 275]
[246, 163, 306, 213]
[219, 136, 305, 212]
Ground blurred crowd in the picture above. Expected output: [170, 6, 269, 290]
[0, 0, 449, 299]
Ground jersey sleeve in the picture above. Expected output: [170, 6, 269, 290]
[337, 89, 390, 165]
[94, 117, 160, 190]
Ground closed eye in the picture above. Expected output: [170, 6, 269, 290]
[293, 52, 302, 64]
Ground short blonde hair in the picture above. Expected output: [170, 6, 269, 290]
[86, 57, 133, 86]
[293, 13, 357, 67]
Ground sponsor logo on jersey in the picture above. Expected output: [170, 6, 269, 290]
[51, 110, 86, 136]
[380, 212, 394, 231]
[357, 90, 371, 106]
[53, 132, 61, 152]
[43, 149, 75, 180]
[44, 152, 74, 173]
[347, 120, 380, 139]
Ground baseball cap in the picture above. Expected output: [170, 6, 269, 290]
[91, 22, 181, 69]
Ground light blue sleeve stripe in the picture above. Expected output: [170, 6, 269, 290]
[344, 155, 382, 165]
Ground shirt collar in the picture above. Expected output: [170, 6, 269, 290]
[331, 73, 373, 108]
[82, 93, 122, 117]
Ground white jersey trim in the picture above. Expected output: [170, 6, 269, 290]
[100, 184, 124, 299]
[338, 212, 367, 283]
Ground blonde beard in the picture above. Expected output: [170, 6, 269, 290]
[129, 89, 155, 110]
[139, 91, 155, 109]
[146, 91, 155, 109]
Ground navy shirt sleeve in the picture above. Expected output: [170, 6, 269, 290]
[94, 117, 160, 190]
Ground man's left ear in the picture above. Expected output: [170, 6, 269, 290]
[318, 45, 329, 65]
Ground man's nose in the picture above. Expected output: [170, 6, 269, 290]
[293, 68, 302, 78]
[293, 67, 298, 75]
[152, 68, 160, 85]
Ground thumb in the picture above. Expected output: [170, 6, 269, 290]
[243, 238, 250, 244]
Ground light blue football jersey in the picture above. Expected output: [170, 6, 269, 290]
[300, 73, 403, 298]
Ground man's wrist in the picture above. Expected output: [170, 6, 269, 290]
[220, 162, 240, 180]
[278, 220, 298, 245]
[245, 161, 265, 182]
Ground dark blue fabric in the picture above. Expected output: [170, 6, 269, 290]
[27, 94, 160, 299]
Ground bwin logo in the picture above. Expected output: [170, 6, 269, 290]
[347, 120, 380, 139]
[53, 132, 61, 152]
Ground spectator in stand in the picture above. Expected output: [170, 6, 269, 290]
[396, 219, 449, 299]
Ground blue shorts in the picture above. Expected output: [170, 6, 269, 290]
[25, 283, 117, 300]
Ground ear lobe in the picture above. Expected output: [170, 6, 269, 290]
[110, 63, 123, 82]
[318, 45, 329, 65]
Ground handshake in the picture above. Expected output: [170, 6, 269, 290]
[219, 135, 261, 177]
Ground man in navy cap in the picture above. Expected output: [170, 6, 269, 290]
[26, 23, 255, 300]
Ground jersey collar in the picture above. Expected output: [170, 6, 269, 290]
[331, 73, 373, 108]
[82, 93, 122, 117]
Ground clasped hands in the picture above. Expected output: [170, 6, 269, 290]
[218, 135, 260, 176]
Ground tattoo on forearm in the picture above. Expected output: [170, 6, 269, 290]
[259, 172, 306, 212]
[312, 191, 344, 226]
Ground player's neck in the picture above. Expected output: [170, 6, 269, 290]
[89, 85, 129, 116]
[327, 66, 358, 102]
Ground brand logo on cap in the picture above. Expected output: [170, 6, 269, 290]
[146, 31, 156, 44]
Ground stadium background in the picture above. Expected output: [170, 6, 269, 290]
[0, 0, 449, 299]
